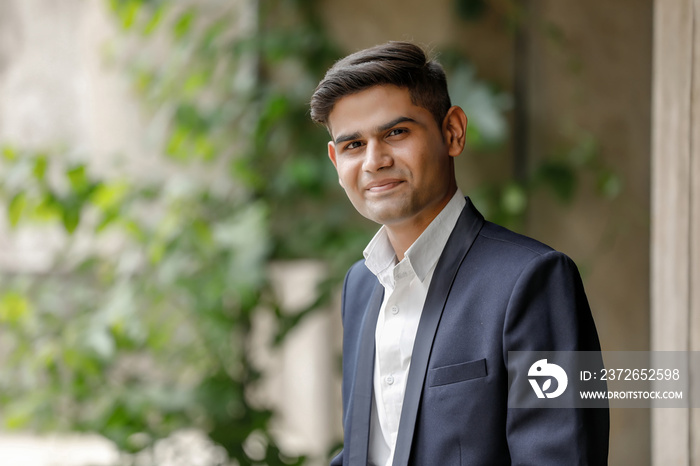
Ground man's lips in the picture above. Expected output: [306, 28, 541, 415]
[365, 179, 404, 193]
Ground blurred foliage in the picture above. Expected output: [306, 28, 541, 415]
[454, 0, 488, 21]
[0, 0, 620, 465]
[469, 130, 622, 229]
[0, 0, 345, 463]
[444, 0, 622, 231]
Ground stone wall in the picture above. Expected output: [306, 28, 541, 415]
[651, 0, 700, 464]
[522, 2, 653, 464]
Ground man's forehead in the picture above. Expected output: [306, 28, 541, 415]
[327, 85, 423, 139]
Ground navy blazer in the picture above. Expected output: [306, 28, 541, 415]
[331, 198, 609, 466]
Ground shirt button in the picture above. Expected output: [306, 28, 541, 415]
[391, 305, 399, 315]
[386, 375, 395, 385]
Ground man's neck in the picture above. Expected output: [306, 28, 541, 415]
[384, 189, 457, 261]
[385, 227, 421, 262]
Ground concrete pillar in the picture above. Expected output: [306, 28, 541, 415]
[651, 0, 700, 464]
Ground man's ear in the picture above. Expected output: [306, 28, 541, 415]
[442, 106, 468, 158]
[327, 141, 338, 168]
[327, 141, 344, 187]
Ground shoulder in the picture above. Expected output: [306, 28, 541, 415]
[477, 220, 555, 256]
[343, 258, 377, 290]
[465, 220, 581, 280]
[340, 259, 379, 319]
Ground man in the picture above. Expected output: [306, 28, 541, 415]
[310, 41, 608, 466]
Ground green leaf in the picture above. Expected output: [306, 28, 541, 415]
[262, 95, 289, 122]
[32, 155, 48, 182]
[115, 0, 141, 30]
[454, 0, 487, 21]
[148, 241, 166, 264]
[123, 219, 146, 242]
[597, 171, 622, 199]
[142, 3, 166, 36]
[67, 164, 88, 191]
[201, 18, 228, 51]
[92, 181, 129, 211]
[166, 126, 189, 160]
[96, 209, 120, 233]
[4, 400, 35, 429]
[33, 195, 61, 221]
[465, 124, 482, 146]
[501, 183, 527, 215]
[174, 104, 209, 133]
[183, 71, 209, 95]
[173, 8, 196, 39]
[134, 69, 155, 94]
[568, 135, 598, 167]
[62, 204, 81, 233]
[0, 291, 30, 324]
[537, 161, 577, 203]
[231, 158, 265, 190]
[8, 192, 26, 226]
[194, 134, 215, 160]
[193, 219, 213, 247]
[2, 145, 18, 161]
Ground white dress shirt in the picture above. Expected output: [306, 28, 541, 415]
[363, 190, 466, 466]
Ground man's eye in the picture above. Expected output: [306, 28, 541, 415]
[388, 128, 407, 137]
[345, 141, 362, 150]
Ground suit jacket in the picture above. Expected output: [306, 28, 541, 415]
[331, 198, 609, 466]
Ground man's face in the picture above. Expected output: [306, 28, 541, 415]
[327, 85, 461, 230]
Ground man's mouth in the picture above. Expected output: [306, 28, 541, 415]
[366, 179, 404, 193]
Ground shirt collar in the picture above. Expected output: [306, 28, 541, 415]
[363, 189, 466, 285]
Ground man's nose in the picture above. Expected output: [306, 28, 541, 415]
[362, 140, 393, 172]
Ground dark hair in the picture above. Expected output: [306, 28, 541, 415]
[310, 41, 451, 129]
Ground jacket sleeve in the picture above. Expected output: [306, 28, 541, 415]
[503, 250, 609, 465]
[331, 260, 372, 466]
[328, 266, 352, 466]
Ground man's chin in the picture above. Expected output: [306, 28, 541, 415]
[361, 206, 410, 226]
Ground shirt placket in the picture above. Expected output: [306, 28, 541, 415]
[376, 261, 413, 437]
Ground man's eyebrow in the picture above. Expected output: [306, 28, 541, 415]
[334, 131, 361, 145]
[377, 116, 418, 132]
[333, 116, 418, 145]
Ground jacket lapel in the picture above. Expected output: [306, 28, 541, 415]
[347, 281, 384, 465]
[392, 199, 485, 466]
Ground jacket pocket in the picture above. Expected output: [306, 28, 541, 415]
[428, 358, 487, 387]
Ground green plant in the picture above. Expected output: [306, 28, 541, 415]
[0, 0, 348, 463]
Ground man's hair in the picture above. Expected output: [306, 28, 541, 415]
[310, 41, 451, 129]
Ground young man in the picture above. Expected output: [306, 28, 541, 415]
[310, 41, 608, 466]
